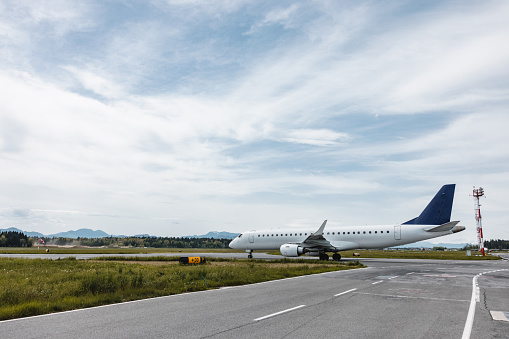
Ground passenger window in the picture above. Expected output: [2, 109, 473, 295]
[358, 231, 360, 234]
[258, 235, 260, 237]
[300, 233, 302, 236]
[369, 231, 371, 234]
[327, 232, 330, 235]
[347, 232, 350, 234]
[363, 231, 366, 234]
[375, 231, 377, 234]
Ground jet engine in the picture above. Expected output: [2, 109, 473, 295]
[280, 243, 305, 257]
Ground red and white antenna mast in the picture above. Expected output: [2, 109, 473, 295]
[472, 186, 485, 256]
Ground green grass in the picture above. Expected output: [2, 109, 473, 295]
[0, 257, 363, 320]
[0, 247, 244, 254]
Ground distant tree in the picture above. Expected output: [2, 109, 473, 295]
[0, 231, 32, 247]
[461, 243, 478, 250]
[484, 239, 509, 250]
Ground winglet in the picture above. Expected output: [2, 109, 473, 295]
[314, 220, 327, 236]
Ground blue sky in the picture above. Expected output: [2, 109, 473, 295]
[1, 0, 508, 243]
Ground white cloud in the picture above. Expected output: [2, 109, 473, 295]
[63, 66, 125, 99]
[282, 129, 350, 146]
[245, 3, 301, 35]
[0, 1, 508, 240]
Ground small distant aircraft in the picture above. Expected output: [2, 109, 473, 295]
[229, 184, 465, 260]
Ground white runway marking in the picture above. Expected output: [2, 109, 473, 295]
[461, 268, 509, 339]
[334, 288, 357, 297]
[253, 305, 306, 322]
[490, 311, 509, 322]
[372, 280, 383, 285]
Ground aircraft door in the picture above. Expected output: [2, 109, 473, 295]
[394, 225, 401, 240]
[248, 231, 255, 243]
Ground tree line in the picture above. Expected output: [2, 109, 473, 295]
[35, 236, 232, 248]
[483, 239, 509, 250]
[0, 231, 33, 247]
[462, 239, 509, 250]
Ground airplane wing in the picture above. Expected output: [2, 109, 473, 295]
[299, 220, 338, 251]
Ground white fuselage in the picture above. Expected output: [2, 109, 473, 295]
[229, 224, 457, 252]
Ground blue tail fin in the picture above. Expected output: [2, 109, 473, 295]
[403, 184, 455, 225]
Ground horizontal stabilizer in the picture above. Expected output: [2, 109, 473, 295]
[424, 221, 459, 232]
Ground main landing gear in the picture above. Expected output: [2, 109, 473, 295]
[332, 253, 341, 261]
[320, 252, 341, 261]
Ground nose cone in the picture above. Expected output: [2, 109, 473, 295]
[229, 238, 238, 249]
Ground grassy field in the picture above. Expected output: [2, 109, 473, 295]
[1, 246, 502, 260]
[0, 257, 363, 321]
[0, 247, 244, 254]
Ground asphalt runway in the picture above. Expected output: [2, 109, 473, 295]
[1, 253, 508, 338]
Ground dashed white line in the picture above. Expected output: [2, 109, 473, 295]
[253, 305, 306, 322]
[372, 280, 383, 285]
[334, 288, 357, 297]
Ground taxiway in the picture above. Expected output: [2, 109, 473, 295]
[1, 254, 508, 338]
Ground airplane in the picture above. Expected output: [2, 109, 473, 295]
[229, 184, 465, 261]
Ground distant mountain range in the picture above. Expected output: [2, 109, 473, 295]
[0, 227, 110, 239]
[0, 227, 240, 239]
[184, 231, 239, 239]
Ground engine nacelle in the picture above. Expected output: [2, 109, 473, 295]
[280, 243, 305, 257]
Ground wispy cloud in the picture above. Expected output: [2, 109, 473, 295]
[0, 0, 507, 241]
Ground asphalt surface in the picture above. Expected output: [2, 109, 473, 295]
[1, 253, 508, 339]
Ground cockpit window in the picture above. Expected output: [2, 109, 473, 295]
[238, 234, 242, 238]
